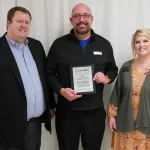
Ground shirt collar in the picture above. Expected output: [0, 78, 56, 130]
[5, 34, 29, 48]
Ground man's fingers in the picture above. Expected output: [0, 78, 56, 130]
[60, 88, 82, 101]
[68, 94, 82, 101]
[93, 72, 106, 83]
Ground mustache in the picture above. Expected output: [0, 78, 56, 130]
[77, 22, 88, 27]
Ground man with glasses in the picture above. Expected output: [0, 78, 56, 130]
[47, 3, 118, 150]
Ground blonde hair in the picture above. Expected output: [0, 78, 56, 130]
[131, 28, 150, 57]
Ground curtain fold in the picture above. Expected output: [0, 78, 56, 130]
[0, 0, 16, 36]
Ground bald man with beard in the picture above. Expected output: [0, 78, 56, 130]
[47, 3, 118, 150]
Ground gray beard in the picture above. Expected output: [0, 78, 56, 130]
[76, 28, 89, 35]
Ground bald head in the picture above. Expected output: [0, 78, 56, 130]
[70, 3, 93, 39]
[71, 3, 92, 17]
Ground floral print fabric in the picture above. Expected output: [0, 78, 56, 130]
[108, 60, 150, 150]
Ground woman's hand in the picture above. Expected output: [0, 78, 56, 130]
[108, 117, 116, 132]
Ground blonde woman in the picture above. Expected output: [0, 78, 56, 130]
[108, 28, 150, 150]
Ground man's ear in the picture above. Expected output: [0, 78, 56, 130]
[6, 20, 12, 29]
[6, 20, 10, 30]
[6, 20, 12, 25]
[70, 17, 73, 25]
[91, 16, 93, 22]
[6, 20, 11, 27]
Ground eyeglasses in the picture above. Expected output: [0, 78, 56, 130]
[72, 13, 91, 20]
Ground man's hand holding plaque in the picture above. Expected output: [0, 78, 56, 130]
[60, 88, 82, 101]
[93, 72, 110, 84]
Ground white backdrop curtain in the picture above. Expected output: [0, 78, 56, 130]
[0, 0, 150, 150]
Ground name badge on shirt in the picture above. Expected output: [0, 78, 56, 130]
[93, 51, 102, 55]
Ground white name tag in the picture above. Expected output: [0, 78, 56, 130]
[93, 51, 102, 55]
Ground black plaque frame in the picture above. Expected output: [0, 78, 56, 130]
[70, 64, 96, 95]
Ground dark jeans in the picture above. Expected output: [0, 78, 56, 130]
[0, 118, 41, 150]
[55, 107, 106, 150]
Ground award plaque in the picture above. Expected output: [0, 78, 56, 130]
[70, 65, 96, 94]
